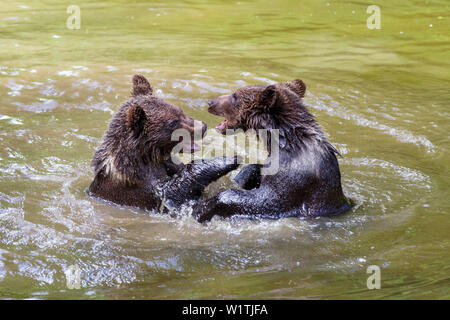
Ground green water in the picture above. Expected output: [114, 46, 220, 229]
[0, 0, 449, 299]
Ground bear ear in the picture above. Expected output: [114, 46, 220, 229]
[132, 74, 153, 97]
[258, 85, 280, 111]
[126, 104, 147, 134]
[285, 79, 306, 98]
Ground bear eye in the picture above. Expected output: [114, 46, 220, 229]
[231, 93, 238, 104]
[168, 119, 179, 128]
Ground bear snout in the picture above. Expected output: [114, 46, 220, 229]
[207, 98, 220, 115]
[207, 98, 216, 107]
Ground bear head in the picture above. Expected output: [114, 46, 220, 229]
[92, 74, 206, 184]
[207, 79, 335, 154]
[207, 79, 307, 135]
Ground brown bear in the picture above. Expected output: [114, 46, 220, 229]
[89, 74, 240, 212]
[193, 79, 351, 222]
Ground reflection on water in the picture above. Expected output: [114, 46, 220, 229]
[0, 0, 449, 299]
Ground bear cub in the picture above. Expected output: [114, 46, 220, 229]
[193, 79, 351, 222]
[89, 74, 239, 213]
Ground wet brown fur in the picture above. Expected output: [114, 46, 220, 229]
[194, 79, 350, 222]
[89, 74, 238, 211]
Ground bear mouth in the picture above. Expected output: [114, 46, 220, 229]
[216, 119, 239, 135]
[216, 119, 236, 135]
[216, 120, 228, 132]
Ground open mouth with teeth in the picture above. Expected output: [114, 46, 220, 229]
[215, 118, 237, 134]
[216, 119, 228, 132]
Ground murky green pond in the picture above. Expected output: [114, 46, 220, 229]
[0, 0, 449, 299]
